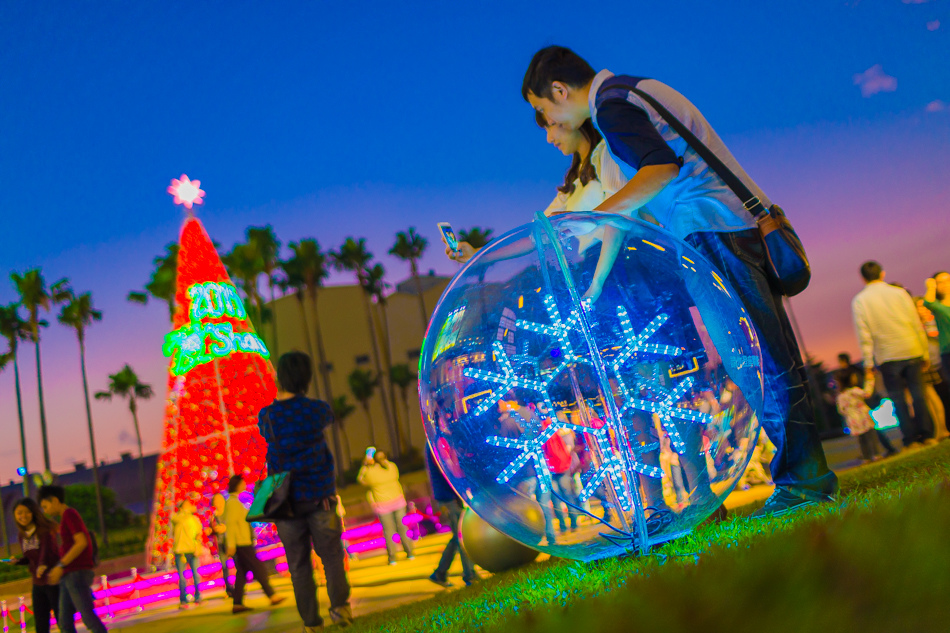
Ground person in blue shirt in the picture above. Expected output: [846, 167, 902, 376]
[259, 351, 352, 630]
[521, 46, 838, 517]
[425, 446, 479, 588]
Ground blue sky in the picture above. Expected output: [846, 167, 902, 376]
[1, 0, 948, 477]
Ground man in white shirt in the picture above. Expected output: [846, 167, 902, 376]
[851, 261, 934, 448]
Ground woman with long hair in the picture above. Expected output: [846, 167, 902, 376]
[13, 498, 61, 633]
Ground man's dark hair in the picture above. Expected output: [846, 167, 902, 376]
[837, 352, 851, 364]
[860, 261, 883, 282]
[228, 474, 244, 494]
[37, 485, 65, 504]
[522, 46, 596, 101]
[277, 351, 312, 396]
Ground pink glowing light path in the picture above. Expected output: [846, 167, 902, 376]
[167, 174, 205, 209]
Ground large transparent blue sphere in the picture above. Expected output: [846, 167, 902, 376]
[421, 213, 764, 561]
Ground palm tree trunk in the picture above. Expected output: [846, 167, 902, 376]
[269, 281, 280, 358]
[399, 389, 413, 449]
[339, 425, 352, 465]
[0, 496, 9, 557]
[362, 292, 400, 457]
[296, 295, 321, 399]
[79, 339, 108, 545]
[311, 291, 348, 476]
[130, 400, 150, 515]
[35, 340, 51, 472]
[14, 356, 30, 497]
[362, 403, 377, 446]
[410, 260, 428, 332]
[374, 301, 405, 453]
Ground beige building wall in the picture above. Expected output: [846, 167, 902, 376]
[266, 276, 450, 468]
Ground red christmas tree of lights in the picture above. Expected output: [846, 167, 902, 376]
[146, 210, 276, 568]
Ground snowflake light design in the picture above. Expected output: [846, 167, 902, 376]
[167, 174, 205, 209]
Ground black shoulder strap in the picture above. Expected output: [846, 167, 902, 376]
[607, 82, 768, 218]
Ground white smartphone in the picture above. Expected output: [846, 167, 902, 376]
[437, 222, 460, 253]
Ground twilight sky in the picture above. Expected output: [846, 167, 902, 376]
[1, 1, 948, 479]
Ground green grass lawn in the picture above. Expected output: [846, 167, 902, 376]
[347, 442, 950, 633]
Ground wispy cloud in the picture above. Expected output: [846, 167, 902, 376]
[118, 429, 138, 446]
[927, 20, 940, 31]
[902, 0, 931, 5]
[925, 100, 947, 113]
[853, 64, 897, 97]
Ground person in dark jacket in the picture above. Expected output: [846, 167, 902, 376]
[259, 351, 352, 631]
[426, 447, 478, 587]
[13, 498, 61, 633]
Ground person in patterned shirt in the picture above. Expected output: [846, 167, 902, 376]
[835, 369, 883, 463]
[259, 351, 352, 631]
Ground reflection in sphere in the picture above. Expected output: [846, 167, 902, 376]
[421, 213, 764, 561]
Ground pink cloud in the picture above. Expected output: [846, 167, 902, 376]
[853, 64, 897, 97]
[902, 0, 931, 4]
[925, 100, 947, 112]
[927, 20, 940, 31]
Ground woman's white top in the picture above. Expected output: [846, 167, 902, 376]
[544, 141, 628, 215]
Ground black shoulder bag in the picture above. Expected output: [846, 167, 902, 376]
[617, 84, 812, 297]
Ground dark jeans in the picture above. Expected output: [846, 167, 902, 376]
[32, 584, 60, 633]
[232, 546, 275, 606]
[59, 569, 107, 633]
[275, 499, 351, 628]
[879, 358, 934, 446]
[175, 552, 201, 604]
[433, 500, 476, 584]
[216, 536, 233, 595]
[856, 430, 881, 461]
[876, 429, 898, 455]
[686, 229, 837, 496]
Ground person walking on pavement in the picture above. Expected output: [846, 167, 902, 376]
[425, 446, 479, 588]
[259, 351, 353, 630]
[223, 475, 286, 614]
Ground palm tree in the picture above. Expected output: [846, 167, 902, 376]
[277, 257, 321, 397]
[128, 243, 179, 321]
[459, 226, 494, 249]
[348, 369, 379, 447]
[94, 365, 154, 510]
[58, 291, 108, 544]
[367, 263, 404, 452]
[11, 269, 71, 473]
[247, 226, 282, 355]
[0, 303, 31, 496]
[283, 239, 348, 479]
[389, 364, 418, 448]
[331, 395, 356, 468]
[331, 238, 401, 457]
[389, 228, 429, 330]
[222, 241, 266, 333]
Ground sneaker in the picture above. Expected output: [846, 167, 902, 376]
[178, 604, 190, 611]
[388, 560, 398, 566]
[464, 575, 481, 587]
[328, 605, 353, 628]
[428, 573, 453, 588]
[750, 487, 832, 519]
[270, 595, 287, 606]
[232, 605, 253, 615]
[406, 555, 416, 560]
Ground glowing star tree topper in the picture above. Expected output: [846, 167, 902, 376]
[167, 174, 206, 210]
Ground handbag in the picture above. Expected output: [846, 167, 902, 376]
[246, 416, 295, 522]
[616, 83, 811, 297]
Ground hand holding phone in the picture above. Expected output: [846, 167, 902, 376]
[438, 222, 459, 254]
